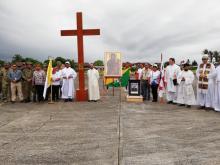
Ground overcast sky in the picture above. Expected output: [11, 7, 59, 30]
[0, 0, 220, 63]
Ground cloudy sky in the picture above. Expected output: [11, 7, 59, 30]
[0, 0, 220, 63]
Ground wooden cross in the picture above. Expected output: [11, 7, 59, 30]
[61, 12, 100, 101]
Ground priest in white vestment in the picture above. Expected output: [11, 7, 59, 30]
[165, 58, 181, 104]
[177, 63, 196, 108]
[61, 61, 77, 102]
[196, 55, 216, 109]
[87, 64, 100, 102]
[209, 63, 220, 112]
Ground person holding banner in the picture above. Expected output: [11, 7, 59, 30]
[61, 61, 77, 102]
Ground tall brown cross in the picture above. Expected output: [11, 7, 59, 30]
[61, 12, 100, 101]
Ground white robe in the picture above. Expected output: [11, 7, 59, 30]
[165, 64, 181, 102]
[196, 63, 216, 107]
[61, 67, 77, 99]
[87, 68, 100, 101]
[209, 65, 220, 111]
[177, 70, 196, 105]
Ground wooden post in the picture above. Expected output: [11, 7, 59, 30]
[60, 12, 100, 101]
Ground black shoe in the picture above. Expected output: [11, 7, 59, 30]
[167, 101, 173, 104]
[186, 105, 191, 108]
[64, 99, 68, 102]
[178, 104, 185, 106]
[205, 107, 214, 111]
[68, 98, 73, 102]
[11, 101, 15, 104]
[198, 106, 205, 109]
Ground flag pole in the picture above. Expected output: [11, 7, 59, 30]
[48, 56, 54, 104]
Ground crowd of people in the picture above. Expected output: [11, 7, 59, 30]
[0, 55, 220, 112]
[137, 55, 220, 112]
[0, 61, 100, 104]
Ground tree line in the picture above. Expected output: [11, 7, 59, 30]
[0, 54, 104, 69]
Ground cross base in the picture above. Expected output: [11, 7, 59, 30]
[76, 89, 88, 101]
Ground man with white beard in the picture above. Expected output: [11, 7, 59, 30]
[61, 61, 77, 102]
[176, 63, 196, 108]
[87, 64, 100, 102]
[165, 58, 181, 104]
[196, 55, 216, 110]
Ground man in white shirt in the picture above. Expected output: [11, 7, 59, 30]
[137, 64, 144, 80]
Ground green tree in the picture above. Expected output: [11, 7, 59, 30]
[203, 49, 209, 55]
[0, 60, 4, 66]
[192, 60, 198, 66]
[186, 59, 190, 65]
[12, 54, 24, 63]
[25, 57, 41, 65]
[202, 49, 214, 63]
[213, 51, 220, 63]
[55, 57, 66, 64]
[93, 60, 104, 66]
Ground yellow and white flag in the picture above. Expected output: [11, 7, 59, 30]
[43, 59, 53, 99]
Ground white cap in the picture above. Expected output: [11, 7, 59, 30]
[202, 55, 209, 59]
[65, 61, 70, 64]
[153, 64, 158, 68]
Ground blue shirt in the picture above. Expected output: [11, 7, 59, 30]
[8, 69, 22, 81]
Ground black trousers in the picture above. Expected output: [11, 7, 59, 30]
[141, 80, 150, 100]
[151, 84, 159, 102]
[52, 85, 59, 101]
[35, 85, 44, 102]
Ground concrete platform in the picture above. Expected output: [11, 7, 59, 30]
[0, 88, 220, 164]
[126, 95, 143, 103]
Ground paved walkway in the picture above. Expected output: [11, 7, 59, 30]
[0, 89, 220, 165]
